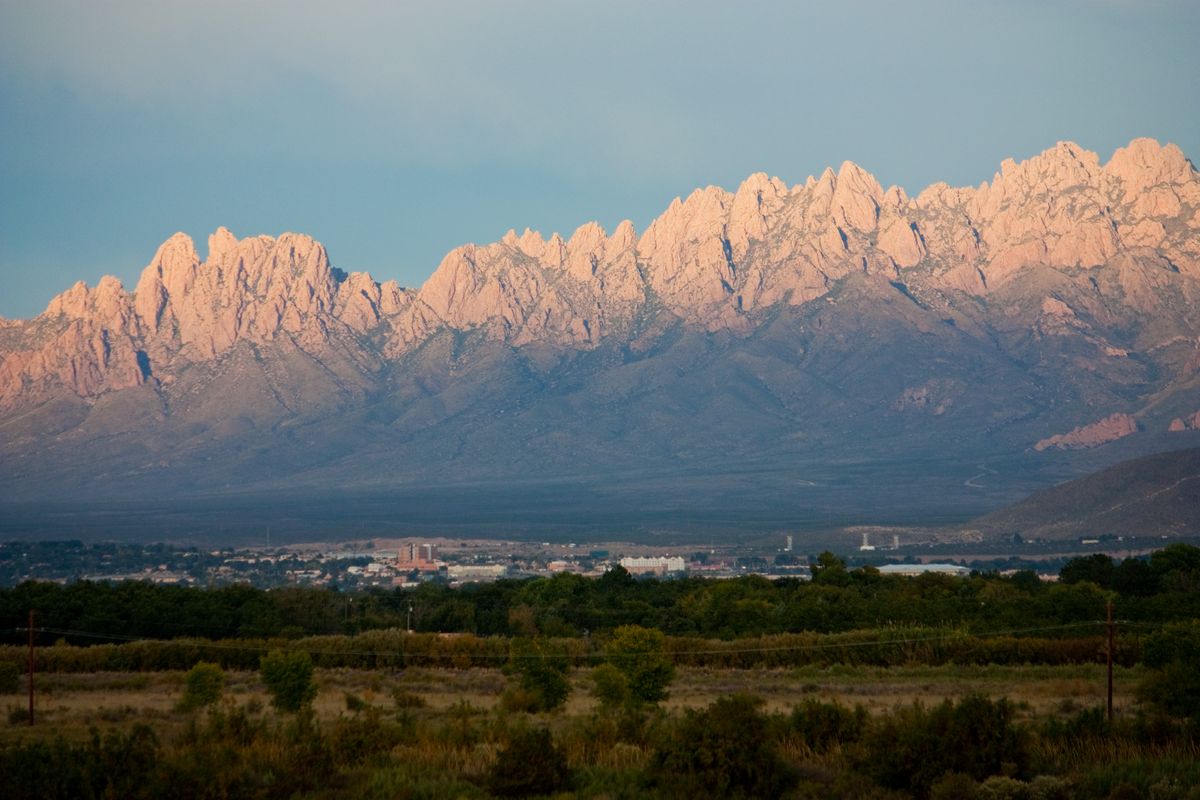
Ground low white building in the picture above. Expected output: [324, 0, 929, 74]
[447, 564, 508, 582]
[619, 556, 686, 576]
[877, 563, 970, 577]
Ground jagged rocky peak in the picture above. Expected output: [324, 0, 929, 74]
[1104, 137, 1194, 195]
[44, 276, 128, 320]
[3, 137, 1200, 411]
[411, 137, 1198, 338]
[129, 227, 370, 357]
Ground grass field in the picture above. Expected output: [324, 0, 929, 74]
[3, 662, 1142, 742]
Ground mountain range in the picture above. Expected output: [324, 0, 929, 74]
[2, 137, 1199, 542]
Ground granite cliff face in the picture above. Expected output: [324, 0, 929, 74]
[2, 138, 1200, 524]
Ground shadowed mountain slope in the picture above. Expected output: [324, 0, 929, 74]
[974, 447, 1200, 539]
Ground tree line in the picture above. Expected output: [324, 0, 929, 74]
[2, 544, 1197, 646]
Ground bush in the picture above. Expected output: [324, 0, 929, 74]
[931, 772, 979, 800]
[1029, 775, 1072, 800]
[486, 726, 572, 797]
[392, 688, 426, 709]
[977, 775, 1031, 800]
[862, 694, 1028, 797]
[648, 693, 795, 799]
[344, 691, 367, 712]
[259, 649, 317, 712]
[1139, 622, 1200, 722]
[0, 661, 20, 694]
[605, 625, 675, 706]
[178, 661, 224, 711]
[0, 724, 160, 800]
[590, 662, 631, 708]
[498, 686, 542, 714]
[7, 704, 28, 725]
[787, 698, 867, 751]
[1041, 705, 1108, 741]
[505, 638, 570, 712]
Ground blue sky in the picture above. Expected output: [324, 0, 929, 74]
[2, 0, 1197, 318]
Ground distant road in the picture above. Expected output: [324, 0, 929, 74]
[965, 464, 996, 489]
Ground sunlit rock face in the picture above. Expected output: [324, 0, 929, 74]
[2, 138, 1199, 503]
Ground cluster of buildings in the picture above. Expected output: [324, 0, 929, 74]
[10, 533, 1047, 590]
[270, 544, 753, 588]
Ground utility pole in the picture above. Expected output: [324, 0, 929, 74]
[27, 609, 35, 726]
[1106, 599, 1114, 724]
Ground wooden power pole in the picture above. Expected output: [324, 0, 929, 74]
[27, 609, 35, 726]
[1106, 599, 1114, 724]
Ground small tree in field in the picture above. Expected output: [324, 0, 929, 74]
[605, 625, 675, 706]
[590, 662, 632, 708]
[178, 661, 224, 711]
[260, 649, 317, 712]
[504, 638, 571, 712]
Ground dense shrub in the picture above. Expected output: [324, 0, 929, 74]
[862, 694, 1028, 798]
[486, 726, 572, 797]
[1138, 622, 1200, 723]
[177, 661, 224, 711]
[648, 693, 795, 799]
[259, 649, 317, 712]
[504, 637, 570, 712]
[1041, 705, 1109, 741]
[785, 697, 867, 751]
[590, 662, 632, 708]
[0, 725, 159, 800]
[605, 625, 675, 705]
[0, 660, 19, 694]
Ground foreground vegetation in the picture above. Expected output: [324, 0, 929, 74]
[0, 546, 1196, 798]
[1, 659, 1196, 799]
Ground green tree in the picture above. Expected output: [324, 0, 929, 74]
[1150, 543, 1200, 593]
[178, 661, 224, 711]
[259, 649, 317, 712]
[1059, 553, 1115, 587]
[504, 637, 571, 712]
[605, 625, 674, 705]
[1138, 621, 1200, 722]
[811, 551, 851, 586]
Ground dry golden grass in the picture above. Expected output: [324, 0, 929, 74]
[1, 661, 1141, 747]
[661, 663, 1140, 717]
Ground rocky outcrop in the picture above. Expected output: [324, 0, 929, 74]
[407, 136, 1198, 340]
[1034, 413, 1139, 451]
[892, 379, 964, 415]
[0, 276, 146, 408]
[133, 228, 346, 359]
[1168, 411, 1200, 432]
[1, 137, 1198, 414]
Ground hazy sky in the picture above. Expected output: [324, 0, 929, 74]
[2, 0, 1197, 318]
